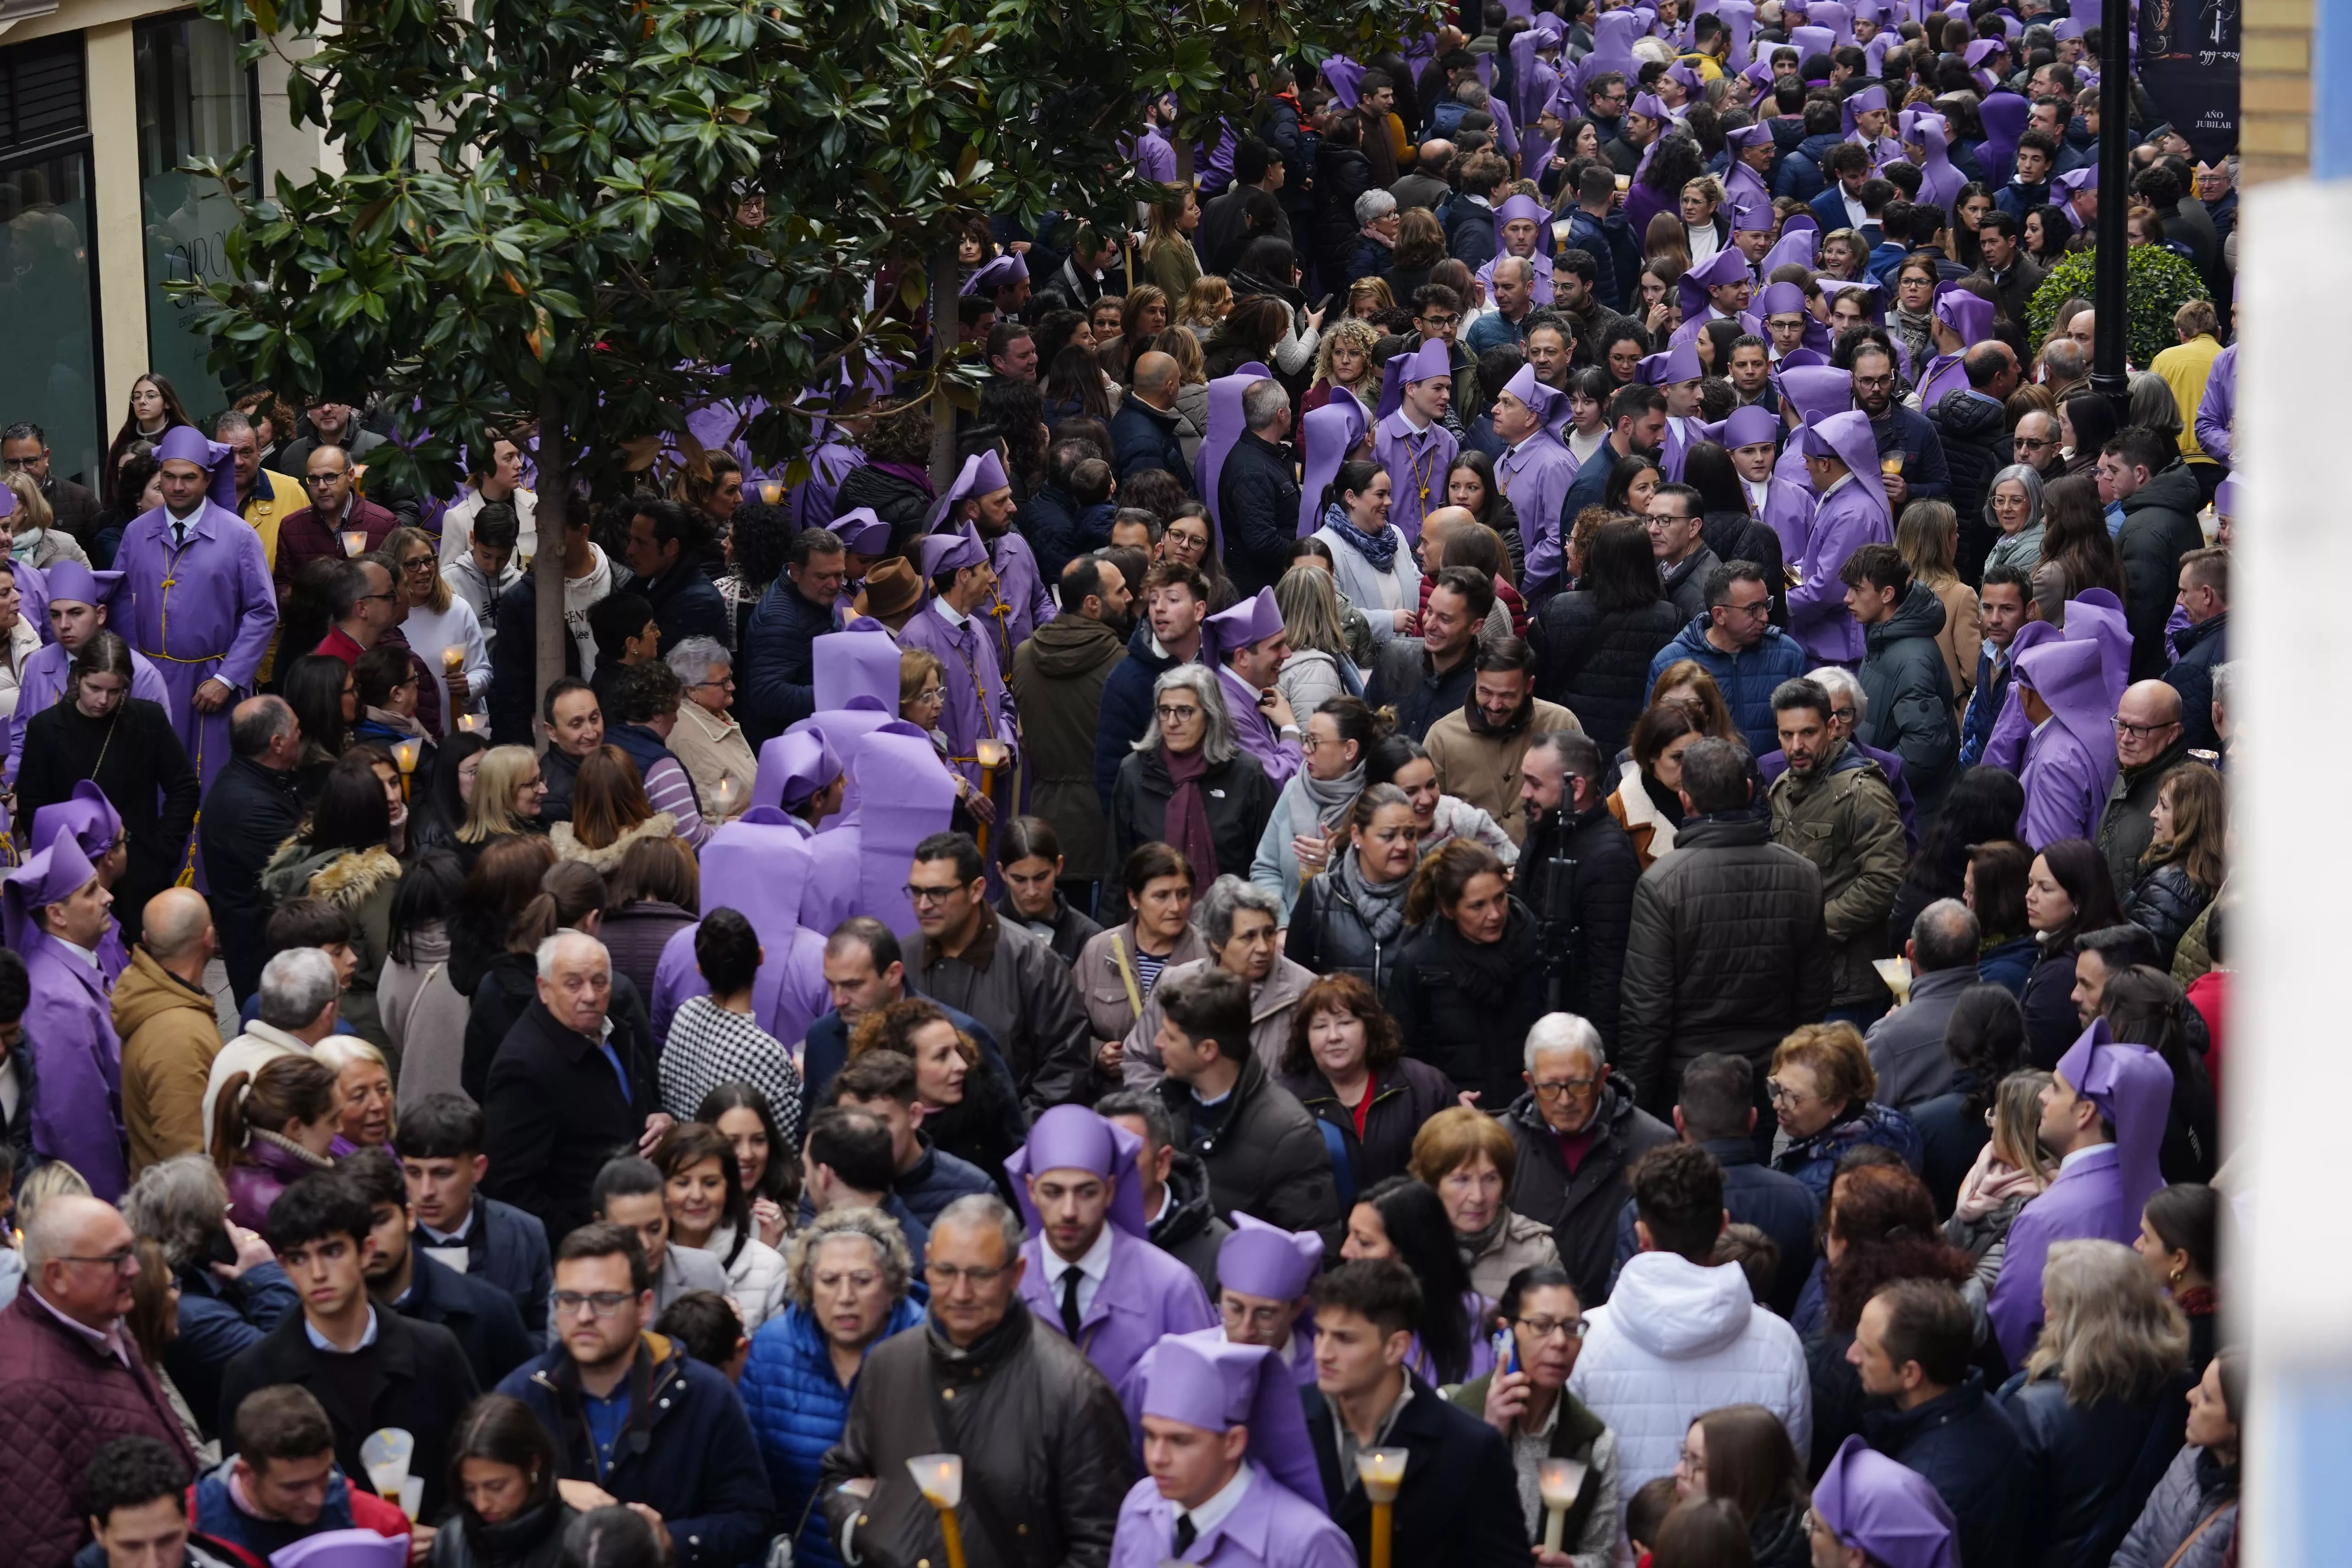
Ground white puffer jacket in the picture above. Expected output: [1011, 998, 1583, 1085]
[1567, 1250, 1812, 1498]
[693, 1224, 792, 1332]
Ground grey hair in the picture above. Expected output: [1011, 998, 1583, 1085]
[1199, 874, 1281, 947]
[1354, 188, 1398, 227]
[2211, 661, 2233, 714]
[1911, 898, 1981, 972]
[257, 947, 340, 1030]
[785, 1206, 915, 1313]
[1523, 1012, 1606, 1073]
[122, 1154, 230, 1270]
[537, 929, 610, 980]
[931, 1193, 1025, 1261]
[2126, 371, 2182, 441]
[316, 1035, 390, 1079]
[1984, 462, 2044, 538]
[16, 1164, 93, 1257]
[2042, 337, 2085, 380]
[1493, 255, 1534, 287]
[1807, 664, 1866, 726]
[665, 636, 729, 684]
[1241, 377, 1290, 433]
[1093, 1090, 1174, 1151]
[1133, 664, 1237, 766]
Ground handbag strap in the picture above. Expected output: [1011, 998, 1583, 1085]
[2158, 1501, 2235, 1568]
[1108, 932, 1143, 1018]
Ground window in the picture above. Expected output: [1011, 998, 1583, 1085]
[136, 11, 259, 423]
[0, 34, 100, 489]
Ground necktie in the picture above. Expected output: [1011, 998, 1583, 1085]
[1173, 1515, 1198, 1555]
[172, 521, 187, 551]
[1059, 1265, 1083, 1341]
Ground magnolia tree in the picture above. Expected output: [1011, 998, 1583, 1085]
[178, 0, 1423, 691]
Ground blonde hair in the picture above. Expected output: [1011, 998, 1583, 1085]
[460, 745, 541, 843]
[1176, 276, 1234, 330]
[1988, 1070, 2057, 1187]
[1314, 318, 1382, 390]
[1155, 324, 1208, 386]
[1894, 499, 1961, 589]
[3, 470, 52, 535]
[899, 647, 944, 714]
[385, 525, 452, 613]
[2025, 1239, 2191, 1403]
[1771, 1022, 1877, 1109]
[1681, 175, 1726, 210]
[1274, 564, 1350, 663]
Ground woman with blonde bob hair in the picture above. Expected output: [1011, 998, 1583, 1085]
[457, 744, 546, 853]
[1408, 1105, 1563, 1297]
[2003, 1238, 2194, 1568]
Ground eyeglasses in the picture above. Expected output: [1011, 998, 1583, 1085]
[902, 883, 970, 906]
[1155, 704, 1203, 722]
[927, 1262, 1012, 1286]
[60, 1247, 140, 1273]
[1512, 1314, 1587, 1340]
[1418, 314, 1459, 329]
[1717, 597, 1771, 618]
[1766, 1079, 1810, 1106]
[1679, 1446, 1710, 1472]
[360, 591, 398, 604]
[2111, 716, 2179, 738]
[1530, 1076, 1600, 1102]
[1828, 707, 1856, 724]
[2014, 435, 2055, 451]
[552, 1290, 637, 1318]
[911, 685, 944, 704]
[399, 556, 436, 573]
[1853, 373, 1897, 391]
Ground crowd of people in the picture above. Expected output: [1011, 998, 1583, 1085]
[0, 0, 2245, 1564]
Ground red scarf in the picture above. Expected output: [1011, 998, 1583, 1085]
[1161, 745, 1220, 880]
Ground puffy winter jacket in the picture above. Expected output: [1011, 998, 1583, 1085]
[738, 576, 838, 746]
[1218, 430, 1303, 598]
[1931, 388, 2011, 570]
[2125, 862, 2212, 973]
[1771, 1099, 1924, 1204]
[2115, 462, 2207, 680]
[1774, 133, 1845, 202]
[1619, 814, 1833, 1111]
[1568, 1249, 1813, 1498]
[741, 1298, 927, 1568]
[1503, 1083, 1675, 1308]
[2161, 612, 2227, 752]
[2111, 1444, 2238, 1568]
[1024, 481, 1110, 585]
[2001, 1370, 2193, 1568]
[1649, 617, 1814, 755]
[1857, 581, 1959, 810]
[1515, 800, 1641, 1053]
[1156, 1050, 1341, 1234]
[1108, 396, 1188, 485]
[1768, 742, 1909, 1011]
[1529, 590, 1687, 757]
[1285, 855, 1413, 993]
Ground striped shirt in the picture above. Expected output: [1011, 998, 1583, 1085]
[660, 995, 805, 1143]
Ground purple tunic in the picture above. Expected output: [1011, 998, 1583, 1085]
[1759, 475, 1817, 562]
[1374, 411, 1459, 545]
[897, 600, 1018, 794]
[22, 932, 127, 1201]
[2016, 636, 2120, 849]
[1130, 125, 1178, 185]
[1987, 1145, 2135, 1366]
[1497, 430, 1580, 598]
[1218, 664, 1301, 787]
[786, 439, 865, 533]
[2194, 345, 2236, 465]
[115, 501, 279, 790]
[1017, 1223, 1216, 1389]
[982, 530, 1056, 664]
[649, 918, 829, 1051]
[1787, 475, 1892, 664]
[5, 643, 174, 784]
[1108, 1465, 1357, 1568]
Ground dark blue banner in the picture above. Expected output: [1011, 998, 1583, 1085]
[2138, 0, 2241, 163]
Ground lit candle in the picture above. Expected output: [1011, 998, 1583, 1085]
[907, 1455, 968, 1568]
[392, 739, 420, 775]
[1538, 1457, 1589, 1554]
[456, 713, 481, 733]
[340, 529, 368, 557]
[974, 739, 1009, 771]
[442, 644, 464, 672]
[1356, 1448, 1409, 1568]
[971, 740, 1009, 861]
[717, 778, 736, 815]
[760, 480, 783, 505]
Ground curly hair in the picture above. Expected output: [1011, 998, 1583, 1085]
[848, 996, 979, 1069]
[858, 401, 936, 465]
[1281, 972, 1403, 1078]
[785, 1206, 916, 1313]
[1313, 317, 1382, 390]
[1822, 1163, 1974, 1330]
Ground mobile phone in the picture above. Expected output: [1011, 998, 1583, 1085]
[1492, 1325, 1519, 1376]
[1314, 292, 1336, 317]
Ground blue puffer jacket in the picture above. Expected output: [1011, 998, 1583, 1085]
[1774, 132, 1843, 202]
[1773, 1100, 1923, 1204]
[1647, 616, 1812, 755]
[740, 1298, 927, 1568]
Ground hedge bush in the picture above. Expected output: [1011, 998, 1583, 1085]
[2026, 246, 2211, 369]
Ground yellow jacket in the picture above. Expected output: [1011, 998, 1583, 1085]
[242, 467, 303, 570]
[2151, 333, 2223, 463]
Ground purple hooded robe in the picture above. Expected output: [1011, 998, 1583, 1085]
[30, 783, 131, 984]
[1196, 364, 1273, 547]
[2194, 345, 2236, 465]
[4, 563, 173, 786]
[1373, 340, 1461, 545]
[646, 808, 830, 1048]
[1205, 591, 1303, 787]
[1787, 412, 1892, 664]
[1492, 367, 1578, 598]
[897, 531, 1019, 796]
[5, 837, 128, 1201]
[2013, 639, 2120, 850]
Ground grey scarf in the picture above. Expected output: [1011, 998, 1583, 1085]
[1334, 848, 1410, 947]
[1300, 763, 1365, 831]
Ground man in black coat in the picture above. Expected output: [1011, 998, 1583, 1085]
[202, 696, 308, 1002]
[1219, 381, 1302, 599]
[739, 524, 847, 746]
[1856, 1279, 2028, 1568]
[1502, 1015, 1674, 1308]
[2101, 427, 2210, 680]
[345, 1149, 534, 1387]
[1304, 1260, 1526, 1564]
[2, 421, 101, 549]
[1151, 968, 1339, 1234]
[1108, 352, 1191, 483]
[488, 504, 626, 744]
[622, 496, 731, 652]
[218, 1173, 480, 1520]
[2163, 548, 2228, 752]
[1515, 731, 1640, 1051]
[1930, 345, 2021, 580]
[481, 932, 667, 1245]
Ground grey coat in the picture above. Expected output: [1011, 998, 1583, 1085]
[1862, 963, 1979, 1109]
[2111, 1445, 2237, 1568]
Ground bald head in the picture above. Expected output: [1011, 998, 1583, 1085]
[2121, 679, 2182, 721]
[1132, 351, 1180, 407]
[28, 1195, 136, 1328]
[1418, 139, 1455, 175]
[2115, 679, 2183, 768]
[142, 888, 213, 962]
[1419, 505, 1477, 564]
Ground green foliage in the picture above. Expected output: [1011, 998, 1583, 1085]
[2025, 246, 2210, 371]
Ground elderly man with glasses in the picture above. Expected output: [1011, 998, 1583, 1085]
[660, 635, 755, 821]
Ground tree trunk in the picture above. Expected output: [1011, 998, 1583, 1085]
[929, 243, 961, 495]
[535, 380, 571, 744]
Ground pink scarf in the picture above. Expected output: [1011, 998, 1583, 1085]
[1160, 745, 1220, 881]
[1952, 1141, 2047, 1222]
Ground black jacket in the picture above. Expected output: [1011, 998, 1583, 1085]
[1303, 1370, 1527, 1567]
[2124, 863, 2211, 975]
[490, 574, 577, 745]
[1279, 1056, 1460, 1194]
[833, 462, 934, 553]
[1529, 591, 1686, 756]
[1285, 860, 1412, 994]
[1612, 1135, 1822, 1317]
[41, 473, 102, 549]
[1857, 580, 1959, 810]
[218, 1306, 480, 1519]
[1218, 430, 1302, 599]
[2115, 462, 2207, 680]
[2002, 1371, 2193, 1568]
[198, 755, 307, 1001]
[1864, 1372, 2030, 1568]
[1516, 799, 1642, 1052]
[1365, 639, 1476, 742]
[387, 1246, 536, 1389]
[1156, 1050, 1340, 1234]
[1313, 146, 1377, 283]
[1384, 902, 1550, 1109]
[1108, 745, 1276, 885]
[1619, 813, 1832, 1110]
[2161, 612, 2226, 753]
[480, 996, 661, 1244]
[1932, 388, 2012, 573]
[636, 555, 730, 653]
[1107, 396, 1188, 485]
[739, 574, 837, 746]
[1503, 1083, 1674, 1308]
[17, 698, 200, 939]
[1148, 1150, 1233, 1296]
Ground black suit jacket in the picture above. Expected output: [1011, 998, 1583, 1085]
[391, 1246, 536, 1388]
[217, 1307, 480, 1519]
[481, 999, 659, 1244]
[1303, 1372, 1528, 1567]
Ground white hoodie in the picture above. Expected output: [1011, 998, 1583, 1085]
[1567, 1250, 1812, 1498]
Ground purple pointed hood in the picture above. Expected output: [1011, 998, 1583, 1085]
[701, 813, 818, 1004]
[1791, 23, 1836, 57]
[1813, 1437, 1960, 1568]
[1718, 0, 1757, 65]
[1377, 337, 1455, 421]
[2015, 637, 2111, 754]
[1711, 403, 1784, 451]
[1934, 288, 1996, 348]
[912, 526, 986, 579]
[1203, 588, 1285, 663]
[154, 425, 239, 512]
[1760, 218, 1821, 275]
[2213, 475, 2238, 516]
[1978, 92, 2030, 172]
[1781, 365, 1855, 424]
[831, 507, 893, 558]
[1197, 363, 1273, 546]
[1297, 398, 1369, 538]
[1757, 280, 1810, 320]
[1840, 82, 1888, 136]
[40, 560, 124, 611]
[1900, 111, 1965, 213]
[2062, 589, 2132, 714]
[814, 629, 904, 712]
[853, 729, 957, 932]
[1217, 1213, 1323, 1300]
[1143, 1337, 1326, 1507]
[1004, 1106, 1152, 1238]
[1679, 246, 1754, 322]
[30, 781, 124, 866]
[1323, 55, 1364, 110]
[961, 252, 1028, 298]
[3, 831, 96, 951]
[753, 730, 842, 814]
[1800, 410, 1891, 526]
[1640, 342, 1705, 388]
[1810, 0, 1855, 41]
[2055, 1019, 2176, 1229]
[926, 450, 1012, 531]
[1581, 10, 1641, 88]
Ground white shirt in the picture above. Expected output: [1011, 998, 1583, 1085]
[1742, 475, 1770, 513]
[1176, 1462, 1256, 1542]
[439, 486, 539, 565]
[564, 545, 615, 676]
[57, 938, 99, 969]
[0, 1054, 19, 1129]
[398, 594, 490, 720]
[1842, 192, 1869, 229]
[935, 599, 970, 630]
[2059, 1141, 2113, 1172]
[303, 1304, 380, 1353]
[1052, 1218, 1117, 1323]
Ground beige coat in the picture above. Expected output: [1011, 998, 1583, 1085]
[668, 700, 757, 822]
[199, 1021, 319, 1149]
[1120, 954, 1317, 1091]
[113, 947, 225, 1176]
[1072, 920, 1209, 1054]
[1466, 1212, 1565, 1301]
[1424, 697, 1582, 846]
[1925, 573, 1983, 713]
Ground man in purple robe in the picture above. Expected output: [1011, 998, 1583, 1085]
[1987, 1020, 2173, 1366]
[4, 562, 171, 786]
[30, 782, 130, 984]
[2013, 639, 2118, 850]
[1491, 365, 1579, 598]
[933, 450, 1055, 666]
[1204, 590, 1302, 787]
[1671, 248, 1757, 351]
[1787, 410, 1893, 665]
[1117, 1212, 1324, 1435]
[1373, 339, 1459, 544]
[1128, 95, 1180, 185]
[1912, 289, 1994, 418]
[1714, 404, 1815, 563]
[1197, 364, 1273, 544]
[1475, 193, 1557, 305]
[752, 729, 843, 836]
[1843, 82, 1904, 167]
[1009, 1106, 1216, 1388]
[1109, 1337, 1354, 1568]
[115, 427, 278, 793]
[897, 527, 1019, 799]
[5, 836, 128, 1201]
[1641, 342, 1707, 482]
[1811, 1435, 1962, 1568]
[1723, 123, 1776, 229]
[2194, 341, 2236, 467]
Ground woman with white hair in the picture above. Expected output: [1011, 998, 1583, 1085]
[1119, 875, 1315, 1086]
[1983, 462, 2049, 575]
[738, 1208, 922, 1568]
[1109, 663, 1276, 881]
[662, 635, 756, 819]
[1801, 664, 1919, 853]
